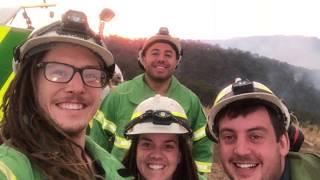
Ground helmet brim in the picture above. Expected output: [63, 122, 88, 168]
[125, 121, 189, 136]
[19, 34, 114, 67]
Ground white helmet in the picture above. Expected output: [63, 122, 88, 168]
[111, 65, 124, 85]
[124, 94, 192, 137]
[13, 10, 114, 74]
[206, 78, 291, 142]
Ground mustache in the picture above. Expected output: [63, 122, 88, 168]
[55, 94, 87, 103]
[230, 154, 257, 162]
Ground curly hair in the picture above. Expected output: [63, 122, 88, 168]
[0, 51, 96, 180]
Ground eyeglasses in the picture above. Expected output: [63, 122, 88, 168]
[37, 62, 108, 88]
[124, 110, 192, 135]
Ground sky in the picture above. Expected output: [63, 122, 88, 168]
[2, 0, 320, 40]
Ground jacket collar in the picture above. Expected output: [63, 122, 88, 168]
[280, 157, 290, 180]
[128, 74, 179, 105]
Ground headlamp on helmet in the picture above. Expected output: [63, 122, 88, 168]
[232, 78, 254, 95]
[60, 10, 89, 35]
[124, 95, 192, 138]
[158, 27, 170, 35]
[124, 110, 192, 138]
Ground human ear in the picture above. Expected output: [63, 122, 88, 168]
[279, 132, 290, 156]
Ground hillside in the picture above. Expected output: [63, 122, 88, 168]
[206, 35, 320, 70]
[105, 36, 320, 124]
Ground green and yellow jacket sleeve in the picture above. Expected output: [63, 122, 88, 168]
[0, 138, 127, 180]
[0, 145, 43, 180]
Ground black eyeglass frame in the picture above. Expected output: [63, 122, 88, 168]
[36, 61, 109, 88]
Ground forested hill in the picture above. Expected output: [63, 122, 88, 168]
[105, 36, 320, 124]
[207, 36, 320, 70]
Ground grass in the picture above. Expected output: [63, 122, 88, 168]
[300, 124, 320, 153]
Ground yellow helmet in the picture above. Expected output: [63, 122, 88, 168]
[206, 78, 290, 142]
[124, 94, 192, 138]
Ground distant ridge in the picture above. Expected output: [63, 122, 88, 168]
[205, 35, 320, 70]
[105, 35, 320, 124]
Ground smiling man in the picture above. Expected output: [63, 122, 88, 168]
[217, 105, 287, 180]
[206, 78, 320, 180]
[89, 27, 213, 175]
[0, 10, 125, 179]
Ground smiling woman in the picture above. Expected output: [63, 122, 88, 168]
[122, 95, 200, 180]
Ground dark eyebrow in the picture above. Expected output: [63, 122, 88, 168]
[219, 128, 234, 134]
[164, 49, 174, 53]
[247, 127, 268, 133]
[139, 136, 178, 144]
[150, 48, 174, 54]
[42, 60, 101, 69]
[164, 140, 178, 144]
[140, 137, 152, 142]
[82, 65, 102, 69]
[150, 48, 160, 52]
[220, 127, 268, 134]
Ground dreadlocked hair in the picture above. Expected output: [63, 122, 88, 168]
[0, 52, 96, 180]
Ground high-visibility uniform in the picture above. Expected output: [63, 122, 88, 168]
[0, 137, 127, 179]
[0, 25, 31, 120]
[89, 74, 213, 173]
[281, 152, 320, 180]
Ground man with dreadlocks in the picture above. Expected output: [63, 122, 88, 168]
[0, 10, 126, 180]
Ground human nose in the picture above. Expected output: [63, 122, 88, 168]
[156, 53, 167, 62]
[149, 147, 163, 159]
[233, 137, 251, 155]
[65, 72, 85, 93]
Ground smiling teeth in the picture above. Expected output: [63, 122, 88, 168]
[235, 163, 257, 168]
[148, 164, 164, 170]
[59, 103, 83, 110]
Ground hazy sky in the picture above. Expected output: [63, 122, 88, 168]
[2, 0, 320, 40]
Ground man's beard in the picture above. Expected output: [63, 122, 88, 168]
[147, 71, 173, 83]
